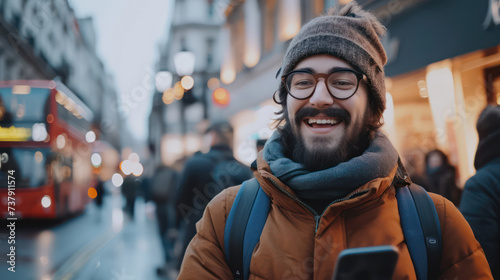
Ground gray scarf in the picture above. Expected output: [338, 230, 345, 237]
[262, 130, 398, 200]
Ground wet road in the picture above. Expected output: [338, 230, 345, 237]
[0, 185, 169, 280]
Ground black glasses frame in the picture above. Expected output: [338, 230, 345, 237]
[282, 69, 364, 100]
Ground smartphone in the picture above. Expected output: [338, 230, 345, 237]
[332, 245, 399, 280]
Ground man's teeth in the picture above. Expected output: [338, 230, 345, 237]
[307, 119, 340, 125]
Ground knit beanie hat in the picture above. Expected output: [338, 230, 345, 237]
[474, 105, 500, 169]
[278, 1, 387, 111]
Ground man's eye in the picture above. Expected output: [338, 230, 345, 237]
[333, 80, 353, 85]
[294, 80, 314, 86]
[330, 80, 355, 88]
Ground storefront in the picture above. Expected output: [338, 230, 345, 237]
[379, 0, 500, 185]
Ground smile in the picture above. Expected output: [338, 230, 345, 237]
[304, 117, 342, 128]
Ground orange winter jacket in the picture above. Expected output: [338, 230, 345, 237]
[178, 155, 493, 280]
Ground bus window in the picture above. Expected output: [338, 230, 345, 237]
[0, 87, 51, 124]
[0, 148, 49, 188]
[57, 102, 90, 133]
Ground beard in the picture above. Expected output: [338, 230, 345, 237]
[281, 107, 372, 172]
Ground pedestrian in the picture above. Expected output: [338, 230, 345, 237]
[93, 177, 105, 222]
[424, 149, 461, 206]
[175, 122, 253, 269]
[121, 174, 140, 219]
[151, 164, 179, 276]
[177, 2, 492, 279]
[94, 178, 105, 208]
[460, 105, 500, 279]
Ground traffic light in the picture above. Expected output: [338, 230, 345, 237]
[212, 87, 230, 108]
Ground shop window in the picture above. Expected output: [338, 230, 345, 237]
[244, 0, 261, 68]
[484, 65, 500, 105]
[278, 0, 301, 41]
[228, 6, 245, 73]
[262, 0, 277, 53]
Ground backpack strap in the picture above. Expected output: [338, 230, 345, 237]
[224, 178, 270, 280]
[396, 183, 442, 280]
[408, 183, 442, 280]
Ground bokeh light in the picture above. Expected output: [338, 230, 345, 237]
[88, 187, 97, 199]
[120, 160, 133, 175]
[180, 75, 194, 90]
[46, 114, 54, 123]
[86, 131, 96, 143]
[56, 134, 66, 149]
[173, 82, 185, 100]
[207, 78, 220, 90]
[132, 163, 144, 176]
[212, 87, 231, 107]
[32, 123, 48, 142]
[112, 173, 124, 187]
[35, 151, 43, 163]
[41, 195, 52, 208]
[128, 152, 140, 162]
[91, 153, 102, 167]
[162, 88, 175, 104]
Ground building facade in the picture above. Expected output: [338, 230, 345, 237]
[0, 0, 121, 148]
[149, 0, 224, 166]
[211, 0, 334, 165]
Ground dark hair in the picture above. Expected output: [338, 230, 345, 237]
[272, 81, 385, 134]
[205, 121, 233, 146]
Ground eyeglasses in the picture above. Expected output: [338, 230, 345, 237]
[282, 69, 364, 100]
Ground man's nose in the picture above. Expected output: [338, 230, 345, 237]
[308, 79, 334, 107]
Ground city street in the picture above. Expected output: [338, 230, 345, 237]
[0, 185, 168, 280]
[1, 0, 500, 279]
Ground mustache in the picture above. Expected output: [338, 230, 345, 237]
[294, 107, 351, 125]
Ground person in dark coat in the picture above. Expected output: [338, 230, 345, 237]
[94, 178, 105, 208]
[424, 149, 461, 206]
[121, 175, 140, 219]
[151, 164, 179, 276]
[175, 122, 253, 268]
[460, 105, 500, 279]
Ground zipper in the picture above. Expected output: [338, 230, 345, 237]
[266, 177, 319, 216]
[266, 177, 369, 233]
[318, 190, 369, 217]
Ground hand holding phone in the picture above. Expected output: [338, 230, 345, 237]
[332, 245, 399, 280]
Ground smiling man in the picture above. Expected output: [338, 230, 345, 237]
[177, 2, 492, 279]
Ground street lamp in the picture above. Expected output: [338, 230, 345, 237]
[155, 71, 172, 93]
[174, 51, 196, 77]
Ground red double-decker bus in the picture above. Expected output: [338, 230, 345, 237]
[0, 80, 96, 219]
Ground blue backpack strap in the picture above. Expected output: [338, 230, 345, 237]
[224, 178, 270, 280]
[396, 185, 428, 280]
[408, 183, 442, 280]
[396, 183, 442, 280]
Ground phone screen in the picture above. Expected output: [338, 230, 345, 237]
[332, 245, 399, 280]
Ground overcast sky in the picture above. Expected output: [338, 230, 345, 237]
[69, 0, 173, 143]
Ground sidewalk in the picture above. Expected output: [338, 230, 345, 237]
[73, 191, 172, 280]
